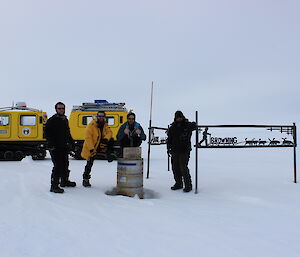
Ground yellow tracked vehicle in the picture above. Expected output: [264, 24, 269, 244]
[69, 100, 129, 159]
[0, 102, 47, 161]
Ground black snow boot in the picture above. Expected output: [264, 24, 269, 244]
[50, 174, 64, 193]
[107, 152, 118, 163]
[50, 185, 64, 193]
[183, 170, 192, 192]
[60, 180, 76, 187]
[183, 185, 192, 192]
[82, 179, 91, 187]
[60, 169, 76, 187]
[82, 173, 91, 187]
[171, 184, 183, 190]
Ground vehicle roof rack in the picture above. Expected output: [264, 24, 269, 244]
[0, 106, 42, 112]
[72, 100, 127, 112]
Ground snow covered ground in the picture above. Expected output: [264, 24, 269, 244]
[1, 147, 299, 257]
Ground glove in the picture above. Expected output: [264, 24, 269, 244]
[66, 143, 75, 152]
[102, 139, 109, 144]
[69, 150, 76, 157]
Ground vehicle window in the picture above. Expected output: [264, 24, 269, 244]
[82, 116, 93, 125]
[107, 117, 114, 126]
[82, 116, 114, 126]
[20, 115, 36, 126]
[0, 115, 9, 126]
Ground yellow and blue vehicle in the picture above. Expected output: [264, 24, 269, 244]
[0, 102, 47, 160]
[69, 100, 129, 159]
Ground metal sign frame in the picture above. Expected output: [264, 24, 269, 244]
[194, 111, 297, 194]
[146, 126, 169, 179]
[146, 111, 297, 195]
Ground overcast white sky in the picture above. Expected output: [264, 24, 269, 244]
[1, 0, 299, 128]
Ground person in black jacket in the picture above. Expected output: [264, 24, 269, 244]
[45, 102, 76, 193]
[167, 111, 196, 192]
[117, 112, 146, 148]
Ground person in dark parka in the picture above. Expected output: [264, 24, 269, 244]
[45, 102, 76, 193]
[167, 111, 197, 192]
[117, 112, 146, 148]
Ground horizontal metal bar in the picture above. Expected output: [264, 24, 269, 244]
[149, 126, 168, 130]
[195, 145, 295, 149]
[197, 125, 294, 128]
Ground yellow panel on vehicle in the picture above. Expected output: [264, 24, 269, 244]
[0, 103, 47, 161]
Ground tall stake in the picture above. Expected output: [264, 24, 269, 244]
[195, 111, 199, 194]
[146, 82, 154, 179]
[167, 125, 170, 171]
[293, 123, 297, 183]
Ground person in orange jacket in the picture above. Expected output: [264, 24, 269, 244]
[81, 111, 114, 187]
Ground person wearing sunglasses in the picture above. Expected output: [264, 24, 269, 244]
[45, 102, 76, 193]
[81, 111, 114, 187]
[117, 112, 146, 149]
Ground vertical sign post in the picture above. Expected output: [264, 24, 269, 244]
[293, 123, 297, 183]
[167, 125, 170, 171]
[195, 111, 199, 194]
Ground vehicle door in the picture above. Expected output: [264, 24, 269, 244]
[18, 114, 38, 139]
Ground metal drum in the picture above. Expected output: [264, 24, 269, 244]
[117, 159, 143, 198]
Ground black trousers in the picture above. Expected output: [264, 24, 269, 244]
[83, 157, 95, 179]
[171, 152, 192, 188]
[83, 139, 114, 179]
[50, 148, 69, 186]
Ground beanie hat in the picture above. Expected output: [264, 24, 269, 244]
[174, 110, 184, 119]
